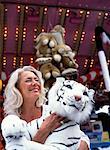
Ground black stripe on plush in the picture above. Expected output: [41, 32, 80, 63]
[51, 141, 78, 147]
[53, 124, 77, 132]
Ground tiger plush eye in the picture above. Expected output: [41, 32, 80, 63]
[63, 102, 66, 105]
[65, 85, 72, 89]
[83, 91, 88, 96]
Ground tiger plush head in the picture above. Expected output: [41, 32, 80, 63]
[48, 77, 95, 123]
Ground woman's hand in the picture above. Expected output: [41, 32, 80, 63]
[78, 140, 89, 150]
[33, 113, 64, 143]
[40, 113, 64, 132]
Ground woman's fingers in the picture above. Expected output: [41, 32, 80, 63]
[78, 141, 89, 150]
[41, 113, 65, 131]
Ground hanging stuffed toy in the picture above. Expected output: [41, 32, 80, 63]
[1, 78, 95, 150]
[35, 32, 61, 80]
[52, 44, 78, 76]
[35, 25, 79, 89]
[95, 26, 110, 92]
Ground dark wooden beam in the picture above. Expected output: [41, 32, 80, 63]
[60, 8, 67, 26]
[74, 10, 87, 53]
[0, 4, 4, 71]
[36, 7, 44, 35]
[16, 5, 25, 67]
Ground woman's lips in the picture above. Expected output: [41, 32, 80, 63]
[29, 85, 41, 92]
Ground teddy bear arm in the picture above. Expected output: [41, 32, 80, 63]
[40, 64, 52, 80]
[51, 65, 60, 78]
[52, 49, 62, 62]
[62, 56, 78, 69]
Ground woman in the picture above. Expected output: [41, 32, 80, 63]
[3, 65, 89, 149]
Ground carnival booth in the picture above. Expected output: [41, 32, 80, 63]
[0, 0, 110, 149]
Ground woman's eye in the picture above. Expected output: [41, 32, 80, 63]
[25, 78, 39, 83]
[25, 79, 31, 82]
[25, 78, 32, 82]
[35, 79, 39, 82]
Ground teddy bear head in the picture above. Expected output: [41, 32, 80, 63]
[40, 63, 60, 80]
[35, 32, 58, 64]
[51, 25, 65, 44]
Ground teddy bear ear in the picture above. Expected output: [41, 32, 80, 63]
[51, 25, 65, 34]
[51, 25, 65, 45]
[34, 32, 47, 43]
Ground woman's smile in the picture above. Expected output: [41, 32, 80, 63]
[29, 86, 40, 92]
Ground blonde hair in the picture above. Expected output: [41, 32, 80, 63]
[3, 66, 46, 116]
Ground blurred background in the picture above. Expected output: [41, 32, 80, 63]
[0, 0, 110, 149]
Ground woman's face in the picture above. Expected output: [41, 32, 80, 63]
[17, 71, 41, 101]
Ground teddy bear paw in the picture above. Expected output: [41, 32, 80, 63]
[53, 54, 62, 62]
[45, 72, 51, 80]
[74, 63, 79, 69]
[52, 71, 60, 78]
[42, 39, 49, 45]
[49, 41, 56, 48]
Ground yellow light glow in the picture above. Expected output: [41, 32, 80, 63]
[67, 9, 70, 13]
[25, 6, 28, 10]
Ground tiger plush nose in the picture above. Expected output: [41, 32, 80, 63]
[74, 95, 81, 101]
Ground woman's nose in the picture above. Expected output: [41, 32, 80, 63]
[32, 80, 37, 85]
[74, 95, 81, 101]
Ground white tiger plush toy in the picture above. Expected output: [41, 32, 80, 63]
[1, 77, 95, 150]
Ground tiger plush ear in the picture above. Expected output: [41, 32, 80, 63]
[48, 77, 65, 105]
[56, 77, 65, 83]
[48, 77, 65, 93]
